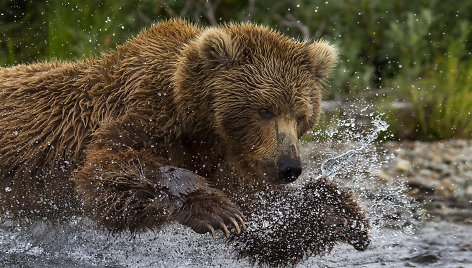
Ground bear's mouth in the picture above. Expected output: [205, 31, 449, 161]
[257, 161, 289, 185]
[256, 157, 303, 185]
[233, 158, 302, 186]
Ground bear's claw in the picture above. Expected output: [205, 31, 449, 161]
[345, 220, 370, 251]
[220, 221, 230, 237]
[206, 224, 216, 239]
[341, 219, 370, 251]
[174, 189, 247, 238]
[198, 205, 246, 238]
[235, 215, 247, 230]
[326, 213, 370, 251]
[229, 216, 241, 234]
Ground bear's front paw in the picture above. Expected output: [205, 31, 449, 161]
[173, 189, 246, 238]
[305, 178, 371, 251]
[326, 213, 370, 251]
[343, 218, 370, 251]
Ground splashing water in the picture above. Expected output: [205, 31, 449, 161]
[304, 105, 417, 230]
[1, 103, 471, 267]
[297, 102, 420, 266]
[317, 149, 361, 179]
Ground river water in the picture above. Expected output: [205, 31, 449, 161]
[1, 219, 471, 267]
[1, 105, 471, 267]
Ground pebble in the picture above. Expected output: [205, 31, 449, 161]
[395, 158, 411, 172]
[467, 185, 472, 196]
[374, 171, 389, 181]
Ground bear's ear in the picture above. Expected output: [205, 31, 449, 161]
[196, 28, 242, 68]
[305, 40, 338, 80]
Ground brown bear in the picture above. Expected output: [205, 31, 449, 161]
[0, 20, 369, 266]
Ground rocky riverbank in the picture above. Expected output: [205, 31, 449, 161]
[317, 102, 472, 224]
[381, 140, 472, 224]
[301, 137, 472, 226]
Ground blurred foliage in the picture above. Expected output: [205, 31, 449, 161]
[1, 0, 471, 140]
[385, 31, 472, 140]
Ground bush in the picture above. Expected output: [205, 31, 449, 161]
[386, 30, 472, 140]
[379, 6, 472, 140]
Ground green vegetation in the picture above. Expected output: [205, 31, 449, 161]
[1, 0, 471, 140]
[381, 7, 472, 140]
[387, 36, 472, 140]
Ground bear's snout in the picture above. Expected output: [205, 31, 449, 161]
[277, 157, 302, 184]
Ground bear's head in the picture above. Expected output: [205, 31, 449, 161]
[175, 24, 337, 185]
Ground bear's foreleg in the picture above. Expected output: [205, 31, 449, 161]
[73, 116, 245, 236]
[231, 178, 369, 266]
[302, 178, 370, 251]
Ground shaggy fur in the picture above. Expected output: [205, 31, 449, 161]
[0, 20, 369, 265]
[230, 178, 369, 267]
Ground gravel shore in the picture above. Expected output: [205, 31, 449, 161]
[301, 137, 472, 226]
[381, 140, 472, 224]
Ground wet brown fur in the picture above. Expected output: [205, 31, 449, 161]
[0, 20, 368, 266]
[230, 178, 369, 267]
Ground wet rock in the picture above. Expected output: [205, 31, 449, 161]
[443, 153, 454, 164]
[418, 169, 439, 180]
[407, 253, 440, 264]
[407, 178, 437, 193]
[396, 158, 411, 172]
[466, 185, 472, 196]
[427, 163, 449, 175]
[434, 179, 455, 196]
[428, 153, 442, 164]
[453, 140, 469, 148]
[374, 171, 389, 181]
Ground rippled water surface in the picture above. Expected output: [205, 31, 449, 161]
[1, 220, 471, 267]
[1, 104, 471, 267]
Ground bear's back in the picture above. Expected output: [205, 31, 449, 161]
[0, 20, 200, 218]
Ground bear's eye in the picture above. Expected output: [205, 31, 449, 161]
[258, 109, 274, 120]
[296, 115, 306, 124]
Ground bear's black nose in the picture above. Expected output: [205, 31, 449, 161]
[277, 158, 302, 184]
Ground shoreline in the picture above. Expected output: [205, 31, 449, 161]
[381, 139, 472, 224]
